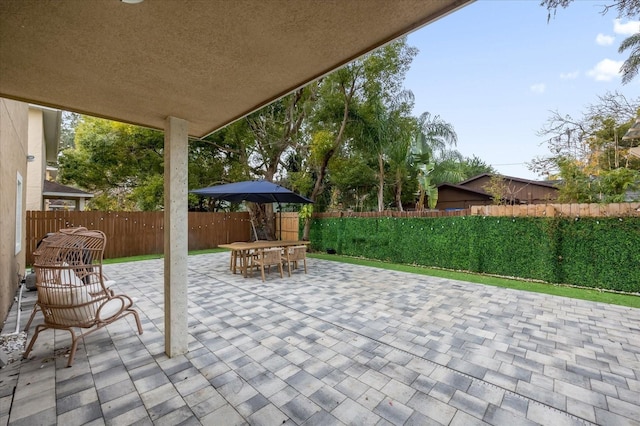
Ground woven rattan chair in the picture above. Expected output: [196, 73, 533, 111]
[23, 227, 143, 367]
[250, 247, 284, 281]
[283, 245, 308, 276]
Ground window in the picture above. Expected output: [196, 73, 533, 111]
[15, 172, 23, 255]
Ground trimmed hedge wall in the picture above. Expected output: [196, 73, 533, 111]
[308, 216, 640, 293]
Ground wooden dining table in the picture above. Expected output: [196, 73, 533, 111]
[218, 240, 310, 277]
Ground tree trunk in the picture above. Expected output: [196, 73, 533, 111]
[377, 153, 384, 212]
[395, 169, 403, 212]
[302, 82, 354, 240]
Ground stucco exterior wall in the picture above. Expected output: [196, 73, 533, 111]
[26, 107, 45, 210]
[0, 98, 29, 330]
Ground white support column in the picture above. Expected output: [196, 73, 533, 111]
[164, 116, 189, 357]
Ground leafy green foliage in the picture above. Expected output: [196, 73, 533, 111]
[308, 215, 640, 292]
[556, 158, 640, 203]
[59, 117, 165, 210]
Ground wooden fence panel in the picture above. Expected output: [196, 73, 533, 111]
[467, 202, 640, 218]
[276, 212, 300, 240]
[26, 211, 251, 265]
[313, 209, 472, 219]
[312, 203, 640, 222]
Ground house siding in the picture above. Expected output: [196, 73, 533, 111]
[436, 187, 492, 210]
[463, 175, 558, 204]
[0, 98, 29, 329]
[26, 107, 45, 210]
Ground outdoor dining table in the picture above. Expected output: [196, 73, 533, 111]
[218, 240, 310, 278]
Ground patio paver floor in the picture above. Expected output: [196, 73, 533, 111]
[2, 252, 639, 425]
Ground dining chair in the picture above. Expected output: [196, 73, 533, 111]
[250, 247, 284, 281]
[283, 245, 308, 276]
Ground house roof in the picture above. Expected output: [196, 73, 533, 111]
[458, 173, 559, 189]
[43, 180, 93, 199]
[437, 182, 493, 198]
[0, 0, 471, 139]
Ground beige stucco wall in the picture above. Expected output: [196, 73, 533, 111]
[0, 98, 29, 330]
[26, 107, 45, 210]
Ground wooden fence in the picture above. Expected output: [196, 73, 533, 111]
[26, 210, 302, 265]
[25, 210, 251, 265]
[275, 212, 300, 240]
[313, 202, 640, 220]
[313, 209, 470, 219]
[470, 202, 640, 217]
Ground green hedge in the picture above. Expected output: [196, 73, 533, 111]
[308, 216, 640, 292]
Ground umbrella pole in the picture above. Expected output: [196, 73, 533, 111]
[277, 202, 282, 240]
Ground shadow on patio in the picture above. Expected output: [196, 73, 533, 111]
[2, 252, 639, 425]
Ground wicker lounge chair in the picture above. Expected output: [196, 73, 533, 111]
[23, 227, 143, 367]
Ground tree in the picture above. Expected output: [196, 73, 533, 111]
[355, 90, 415, 211]
[531, 92, 640, 202]
[619, 32, 640, 84]
[301, 38, 417, 237]
[554, 157, 640, 202]
[58, 117, 165, 210]
[241, 87, 316, 238]
[459, 155, 497, 180]
[482, 175, 508, 205]
[529, 92, 640, 177]
[59, 111, 80, 151]
[411, 112, 459, 210]
[541, 0, 640, 84]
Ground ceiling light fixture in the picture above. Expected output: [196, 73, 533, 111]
[121, 0, 144, 4]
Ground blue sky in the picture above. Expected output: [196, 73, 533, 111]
[403, 0, 640, 180]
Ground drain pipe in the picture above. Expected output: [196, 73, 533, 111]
[13, 279, 25, 335]
[4, 272, 27, 336]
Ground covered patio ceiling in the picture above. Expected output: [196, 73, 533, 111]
[0, 0, 471, 138]
[1, 0, 474, 358]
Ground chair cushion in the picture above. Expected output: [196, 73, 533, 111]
[97, 297, 126, 322]
[38, 285, 96, 322]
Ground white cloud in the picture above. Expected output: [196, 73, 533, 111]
[596, 33, 615, 46]
[530, 83, 546, 94]
[587, 58, 623, 81]
[560, 71, 579, 80]
[614, 19, 640, 36]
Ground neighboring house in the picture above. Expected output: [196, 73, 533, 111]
[435, 173, 559, 210]
[26, 105, 61, 210]
[43, 180, 93, 211]
[0, 98, 29, 325]
[435, 183, 494, 210]
[26, 105, 93, 211]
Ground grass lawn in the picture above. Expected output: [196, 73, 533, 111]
[103, 249, 639, 309]
[102, 248, 226, 264]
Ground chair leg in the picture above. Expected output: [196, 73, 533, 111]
[303, 258, 307, 274]
[66, 328, 81, 368]
[127, 309, 144, 334]
[22, 323, 45, 360]
[260, 264, 266, 282]
[278, 262, 283, 278]
[24, 303, 41, 332]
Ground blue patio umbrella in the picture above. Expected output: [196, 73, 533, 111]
[191, 180, 313, 240]
[190, 180, 313, 204]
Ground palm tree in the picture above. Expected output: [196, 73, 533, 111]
[411, 112, 460, 210]
[357, 91, 414, 211]
[619, 32, 640, 85]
